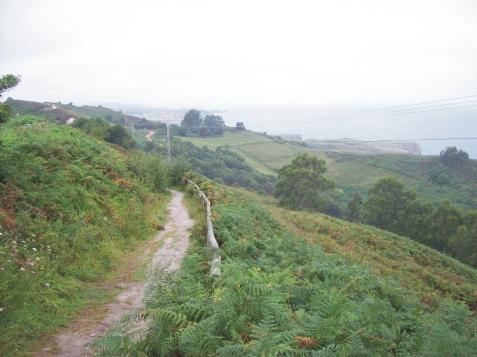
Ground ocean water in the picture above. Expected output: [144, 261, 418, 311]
[222, 106, 477, 158]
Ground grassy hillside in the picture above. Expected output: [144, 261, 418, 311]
[0, 116, 168, 355]
[178, 130, 321, 176]
[95, 181, 477, 356]
[5, 98, 142, 125]
[236, 188, 477, 307]
[178, 130, 477, 210]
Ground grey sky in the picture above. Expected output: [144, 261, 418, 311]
[1, 0, 477, 107]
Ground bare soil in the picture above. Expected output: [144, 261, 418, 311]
[34, 191, 193, 357]
[145, 130, 154, 142]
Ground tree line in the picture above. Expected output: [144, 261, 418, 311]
[345, 176, 477, 267]
[275, 152, 477, 267]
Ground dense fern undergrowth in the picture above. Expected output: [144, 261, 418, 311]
[0, 116, 168, 355]
[99, 181, 477, 356]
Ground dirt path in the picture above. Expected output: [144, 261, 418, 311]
[145, 130, 154, 142]
[35, 191, 193, 357]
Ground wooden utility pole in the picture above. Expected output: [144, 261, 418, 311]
[166, 121, 172, 163]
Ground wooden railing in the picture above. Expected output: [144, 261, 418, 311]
[186, 180, 221, 277]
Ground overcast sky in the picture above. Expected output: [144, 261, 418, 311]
[1, 0, 477, 108]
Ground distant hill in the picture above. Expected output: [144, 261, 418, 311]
[4, 98, 144, 125]
[177, 129, 477, 210]
[306, 138, 421, 155]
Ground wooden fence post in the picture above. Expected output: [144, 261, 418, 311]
[186, 180, 221, 277]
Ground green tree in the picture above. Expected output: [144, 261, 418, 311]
[73, 117, 110, 139]
[181, 109, 202, 128]
[168, 158, 192, 185]
[399, 197, 433, 241]
[448, 224, 477, 266]
[362, 177, 410, 232]
[144, 141, 156, 152]
[424, 200, 463, 251]
[106, 125, 136, 149]
[345, 192, 362, 222]
[439, 146, 469, 168]
[203, 114, 225, 135]
[0, 74, 21, 124]
[274, 154, 336, 213]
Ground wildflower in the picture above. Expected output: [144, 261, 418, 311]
[0, 232, 3, 236]
[20, 267, 25, 271]
[31, 234, 36, 237]
[45, 282, 50, 288]
[36, 257, 40, 260]
[0, 307, 4, 312]
[32, 247, 37, 251]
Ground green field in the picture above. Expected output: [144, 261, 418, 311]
[177, 130, 477, 210]
[178, 130, 323, 176]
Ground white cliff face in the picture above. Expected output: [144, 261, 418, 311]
[305, 139, 421, 155]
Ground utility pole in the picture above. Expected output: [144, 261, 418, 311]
[166, 121, 172, 163]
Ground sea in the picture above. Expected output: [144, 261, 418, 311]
[221, 106, 477, 158]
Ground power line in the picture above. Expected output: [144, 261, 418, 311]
[242, 101, 477, 128]
[164, 94, 477, 130]
[310, 137, 477, 143]
[312, 103, 477, 125]
[202, 103, 476, 130]
[304, 94, 477, 120]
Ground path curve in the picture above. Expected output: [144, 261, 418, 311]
[145, 130, 154, 142]
[35, 191, 193, 357]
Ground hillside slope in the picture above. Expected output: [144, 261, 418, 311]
[235, 188, 477, 306]
[178, 130, 477, 210]
[95, 181, 477, 356]
[0, 116, 168, 355]
[5, 98, 143, 125]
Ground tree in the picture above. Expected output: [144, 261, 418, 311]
[274, 154, 336, 213]
[424, 200, 463, 251]
[236, 122, 246, 130]
[106, 125, 136, 149]
[0, 74, 21, 124]
[144, 141, 156, 152]
[345, 192, 362, 222]
[203, 114, 225, 135]
[199, 126, 210, 137]
[362, 177, 409, 232]
[439, 147, 469, 168]
[181, 109, 202, 128]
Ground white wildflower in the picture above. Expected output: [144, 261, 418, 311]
[32, 247, 37, 252]
[20, 267, 25, 271]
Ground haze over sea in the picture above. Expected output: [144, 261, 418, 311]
[222, 106, 477, 158]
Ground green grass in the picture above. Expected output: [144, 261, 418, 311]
[0, 116, 169, 356]
[177, 130, 477, 210]
[177, 130, 319, 176]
